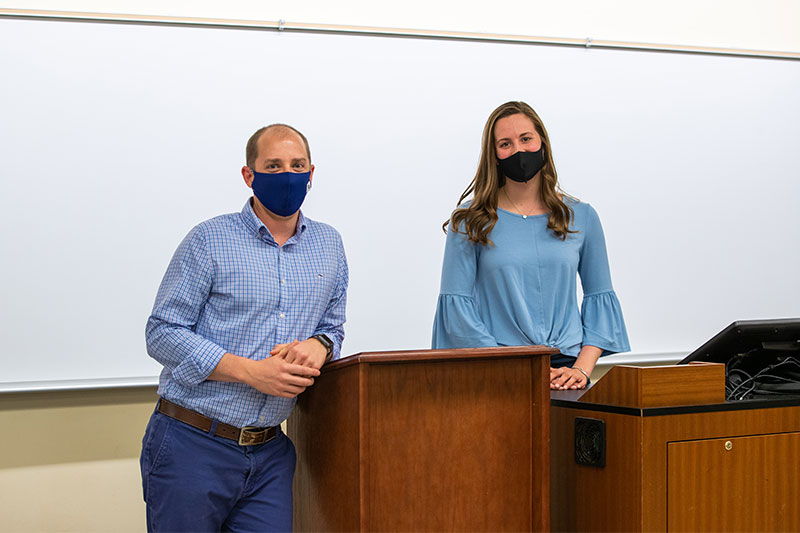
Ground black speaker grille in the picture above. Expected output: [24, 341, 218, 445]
[574, 417, 606, 468]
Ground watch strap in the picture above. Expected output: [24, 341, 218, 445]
[311, 334, 334, 361]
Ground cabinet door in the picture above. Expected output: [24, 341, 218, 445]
[667, 431, 800, 532]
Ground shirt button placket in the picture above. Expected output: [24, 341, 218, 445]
[278, 249, 287, 327]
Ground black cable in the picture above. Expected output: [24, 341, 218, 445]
[727, 357, 800, 400]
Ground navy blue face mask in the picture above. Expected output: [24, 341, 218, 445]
[250, 169, 311, 217]
[498, 147, 545, 183]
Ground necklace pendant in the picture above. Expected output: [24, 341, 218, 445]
[523, 215, 528, 219]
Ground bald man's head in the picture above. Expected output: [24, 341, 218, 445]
[246, 124, 311, 169]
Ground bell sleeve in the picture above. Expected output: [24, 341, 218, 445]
[578, 205, 631, 355]
[432, 225, 499, 349]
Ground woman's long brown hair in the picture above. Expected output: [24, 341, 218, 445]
[444, 101, 575, 245]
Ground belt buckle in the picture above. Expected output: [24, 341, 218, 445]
[238, 426, 273, 446]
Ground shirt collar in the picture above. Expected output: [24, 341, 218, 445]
[240, 199, 308, 243]
[293, 210, 309, 241]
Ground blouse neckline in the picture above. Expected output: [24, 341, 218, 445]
[496, 206, 549, 219]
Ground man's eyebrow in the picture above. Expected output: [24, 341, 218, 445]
[262, 157, 308, 164]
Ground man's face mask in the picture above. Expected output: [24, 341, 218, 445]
[250, 169, 312, 217]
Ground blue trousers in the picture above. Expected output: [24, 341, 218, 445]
[140, 410, 295, 533]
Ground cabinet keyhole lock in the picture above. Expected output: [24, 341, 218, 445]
[724, 440, 733, 451]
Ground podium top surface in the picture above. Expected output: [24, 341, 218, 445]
[325, 345, 559, 372]
[551, 363, 800, 416]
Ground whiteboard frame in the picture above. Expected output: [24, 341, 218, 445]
[1, 8, 799, 61]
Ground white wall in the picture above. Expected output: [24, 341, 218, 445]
[3, 0, 800, 54]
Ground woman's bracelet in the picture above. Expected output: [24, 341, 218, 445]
[573, 366, 590, 381]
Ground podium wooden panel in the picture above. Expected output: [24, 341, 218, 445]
[550, 363, 800, 532]
[288, 346, 557, 532]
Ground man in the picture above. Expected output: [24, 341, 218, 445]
[141, 124, 348, 532]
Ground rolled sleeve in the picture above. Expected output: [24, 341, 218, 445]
[145, 225, 227, 386]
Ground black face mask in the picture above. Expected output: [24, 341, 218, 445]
[498, 148, 545, 183]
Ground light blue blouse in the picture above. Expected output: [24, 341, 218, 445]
[432, 200, 630, 358]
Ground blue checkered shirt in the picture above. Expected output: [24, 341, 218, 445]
[146, 200, 348, 427]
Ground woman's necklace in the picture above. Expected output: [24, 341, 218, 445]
[503, 188, 537, 219]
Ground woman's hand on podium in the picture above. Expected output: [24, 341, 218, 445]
[550, 366, 589, 390]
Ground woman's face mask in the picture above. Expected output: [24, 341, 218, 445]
[498, 147, 545, 183]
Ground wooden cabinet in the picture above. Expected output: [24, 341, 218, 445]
[667, 432, 800, 532]
[551, 364, 800, 532]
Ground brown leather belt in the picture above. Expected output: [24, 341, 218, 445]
[158, 398, 277, 446]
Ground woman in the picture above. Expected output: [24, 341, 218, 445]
[432, 101, 630, 390]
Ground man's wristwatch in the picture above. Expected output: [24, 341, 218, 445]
[311, 334, 334, 362]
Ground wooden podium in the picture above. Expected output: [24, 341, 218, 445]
[287, 346, 558, 532]
[550, 363, 800, 532]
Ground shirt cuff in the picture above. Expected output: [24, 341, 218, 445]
[170, 341, 228, 387]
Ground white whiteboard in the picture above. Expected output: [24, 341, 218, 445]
[1, 17, 799, 388]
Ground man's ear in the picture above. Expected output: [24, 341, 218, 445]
[308, 164, 315, 184]
[242, 166, 254, 188]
